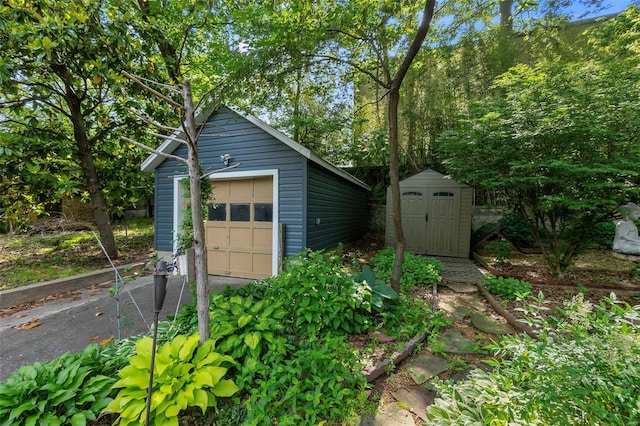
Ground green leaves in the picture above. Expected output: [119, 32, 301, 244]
[244, 335, 368, 425]
[0, 345, 115, 426]
[371, 247, 442, 292]
[427, 293, 640, 424]
[441, 7, 640, 276]
[352, 264, 399, 311]
[483, 274, 532, 301]
[268, 249, 375, 336]
[105, 334, 238, 426]
[209, 294, 287, 364]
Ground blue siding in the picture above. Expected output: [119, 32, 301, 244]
[306, 163, 369, 250]
[154, 108, 306, 257]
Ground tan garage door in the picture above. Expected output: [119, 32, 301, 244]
[205, 176, 273, 279]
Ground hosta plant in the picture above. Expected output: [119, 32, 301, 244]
[352, 264, 399, 312]
[105, 334, 239, 426]
[426, 293, 640, 425]
[0, 344, 115, 426]
[209, 294, 288, 364]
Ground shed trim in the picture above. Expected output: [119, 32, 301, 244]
[141, 105, 370, 191]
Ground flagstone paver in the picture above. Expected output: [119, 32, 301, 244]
[368, 403, 416, 425]
[442, 281, 478, 293]
[470, 311, 514, 335]
[407, 353, 450, 385]
[391, 387, 437, 422]
[441, 329, 479, 354]
[440, 302, 472, 322]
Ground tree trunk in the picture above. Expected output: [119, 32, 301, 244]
[63, 77, 118, 259]
[387, 0, 436, 292]
[182, 80, 210, 343]
[388, 87, 405, 293]
[499, 0, 515, 30]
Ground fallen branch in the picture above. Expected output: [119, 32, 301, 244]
[475, 281, 539, 339]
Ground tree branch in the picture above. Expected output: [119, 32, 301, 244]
[308, 54, 389, 88]
[1, 117, 71, 142]
[121, 136, 188, 165]
[127, 108, 182, 134]
[122, 71, 184, 108]
[147, 131, 188, 145]
[200, 162, 241, 178]
[391, 0, 436, 89]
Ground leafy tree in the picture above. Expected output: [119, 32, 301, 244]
[123, 0, 247, 342]
[0, 0, 148, 256]
[239, 0, 437, 291]
[441, 6, 640, 276]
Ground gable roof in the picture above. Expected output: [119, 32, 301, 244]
[400, 169, 470, 188]
[141, 105, 370, 191]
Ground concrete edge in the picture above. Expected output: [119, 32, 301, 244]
[0, 263, 146, 309]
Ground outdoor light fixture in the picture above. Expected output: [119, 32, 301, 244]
[146, 261, 169, 426]
[220, 153, 232, 166]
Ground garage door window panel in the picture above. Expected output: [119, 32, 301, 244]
[208, 204, 227, 221]
[254, 203, 273, 222]
[231, 204, 250, 221]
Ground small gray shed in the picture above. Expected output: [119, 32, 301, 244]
[142, 106, 370, 279]
[385, 169, 472, 258]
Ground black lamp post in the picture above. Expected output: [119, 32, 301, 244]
[145, 261, 168, 426]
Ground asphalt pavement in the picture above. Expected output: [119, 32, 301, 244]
[0, 273, 249, 381]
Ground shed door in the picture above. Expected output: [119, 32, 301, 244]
[205, 177, 273, 279]
[400, 187, 460, 256]
[401, 191, 428, 254]
[426, 188, 460, 256]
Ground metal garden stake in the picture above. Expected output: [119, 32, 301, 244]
[146, 261, 168, 426]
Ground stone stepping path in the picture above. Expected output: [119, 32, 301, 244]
[408, 354, 449, 384]
[361, 402, 415, 426]
[390, 387, 436, 423]
[440, 329, 479, 354]
[364, 258, 511, 425]
[442, 281, 478, 293]
[470, 311, 513, 335]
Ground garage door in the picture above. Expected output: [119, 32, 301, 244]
[205, 176, 273, 278]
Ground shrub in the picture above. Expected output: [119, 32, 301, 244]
[243, 335, 368, 425]
[105, 334, 239, 425]
[584, 220, 616, 249]
[482, 274, 532, 300]
[378, 296, 450, 340]
[351, 264, 399, 312]
[209, 294, 288, 365]
[219, 278, 273, 300]
[0, 345, 115, 426]
[267, 249, 373, 337]
[500, 211, 536, 247]
[484, 239, 511, 266]
[371, 247, 442, 291]
[426, 293, 640, 425]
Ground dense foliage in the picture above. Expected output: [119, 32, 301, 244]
[267, 249, 375, 336]
[426, 293, 640, 424]
[441, 6, 640, 276]
[482, 274, 532, 300]
[0, 345, 114, 426]
[371, 247, 442, 291]
[243, 336, 367, 425]
[105, 335, 239, 425]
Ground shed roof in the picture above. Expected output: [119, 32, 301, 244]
[140, 105, 370, 191]
[400, 169, 470, 188]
